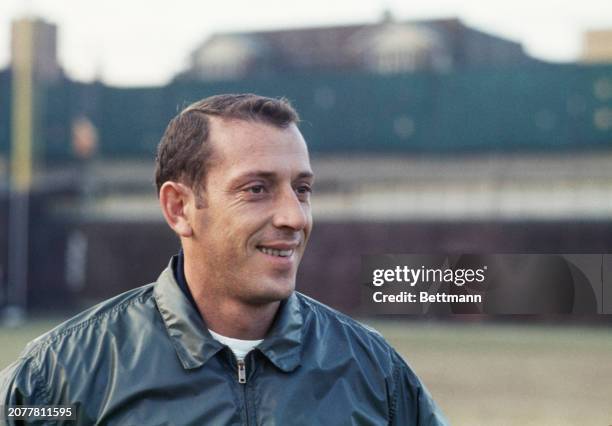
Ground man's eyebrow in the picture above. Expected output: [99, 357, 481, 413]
[296, 171, 315, 180]
[231, 170, 314, 183]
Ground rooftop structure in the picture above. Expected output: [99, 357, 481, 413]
[180, 16, 533, 81]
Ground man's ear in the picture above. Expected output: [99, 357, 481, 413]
[159, 181, 195, 238]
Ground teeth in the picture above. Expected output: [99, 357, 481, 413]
[258, 247, 294, 257]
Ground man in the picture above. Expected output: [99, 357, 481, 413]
[0, 94, 448, 425]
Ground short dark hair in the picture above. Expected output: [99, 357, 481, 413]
[154, 93, 300, 195]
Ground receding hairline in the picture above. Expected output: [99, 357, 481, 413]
[154, 93, 301, 196]
[206, 114, 302, 133]
[203, 115, 307, 165]
[179, 94, 300, 126]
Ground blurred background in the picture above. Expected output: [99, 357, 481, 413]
[1, 1, 612, 424]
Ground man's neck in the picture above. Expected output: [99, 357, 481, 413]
[201, 299, 280, 340]
[182, 255, 280, 340]
[196, 295, 279, 340]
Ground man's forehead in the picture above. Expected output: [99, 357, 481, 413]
[206, 116, 313, 179]
[210, 115, 302, 139]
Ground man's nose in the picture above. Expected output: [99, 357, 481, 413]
[272, 187, 309, 231]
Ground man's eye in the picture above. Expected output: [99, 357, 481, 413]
[296, 185, 312, 195]
[248, 185, 265, 194]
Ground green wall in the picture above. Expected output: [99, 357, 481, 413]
[0, 64, 611, 163]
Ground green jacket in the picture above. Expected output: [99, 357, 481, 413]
[0, 258, 448, 425]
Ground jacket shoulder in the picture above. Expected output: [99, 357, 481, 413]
[294, 293, 448, 424]
[295, 292, 396, 365]
[21, 283, 156, 360]
[296, 291, 384, 335]
[0, 283, 157, 408]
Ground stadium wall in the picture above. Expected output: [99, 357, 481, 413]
[0, 64, 611, 163]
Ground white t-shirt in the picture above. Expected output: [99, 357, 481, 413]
[208, 329, 263, 361]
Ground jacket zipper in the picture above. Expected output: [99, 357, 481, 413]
[237, 358, 247, 384]
[236, 356, 250, 426]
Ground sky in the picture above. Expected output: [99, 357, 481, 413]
[1, 0, 612, 87]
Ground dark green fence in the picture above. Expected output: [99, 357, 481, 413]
[0, 64, 611, 163]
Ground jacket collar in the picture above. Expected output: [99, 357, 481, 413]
[256, 291, 303, 372]
[153, 256, 303, 372]
[153, 259, 223, 370]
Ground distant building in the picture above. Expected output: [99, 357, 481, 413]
[179, 16, 533, 81]
[581, 29, 612, 63]
[11, 17, 62, 84]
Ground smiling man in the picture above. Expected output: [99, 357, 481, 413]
[158, 110, 313, 339]
[0, 94, 447, 425]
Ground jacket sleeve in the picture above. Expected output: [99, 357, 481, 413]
[0, 356, 49, 426]
[388, 351, 450, 426]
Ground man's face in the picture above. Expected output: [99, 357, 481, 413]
[187, 117, 313, 305]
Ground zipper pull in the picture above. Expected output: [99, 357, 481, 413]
[237, 359, 247, 384]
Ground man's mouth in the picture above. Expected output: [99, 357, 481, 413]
[257, 246, 294, 258]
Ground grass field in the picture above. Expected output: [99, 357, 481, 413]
[1, 317, 611, 425]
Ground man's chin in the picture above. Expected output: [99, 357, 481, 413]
[242, 283, 295, 306]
